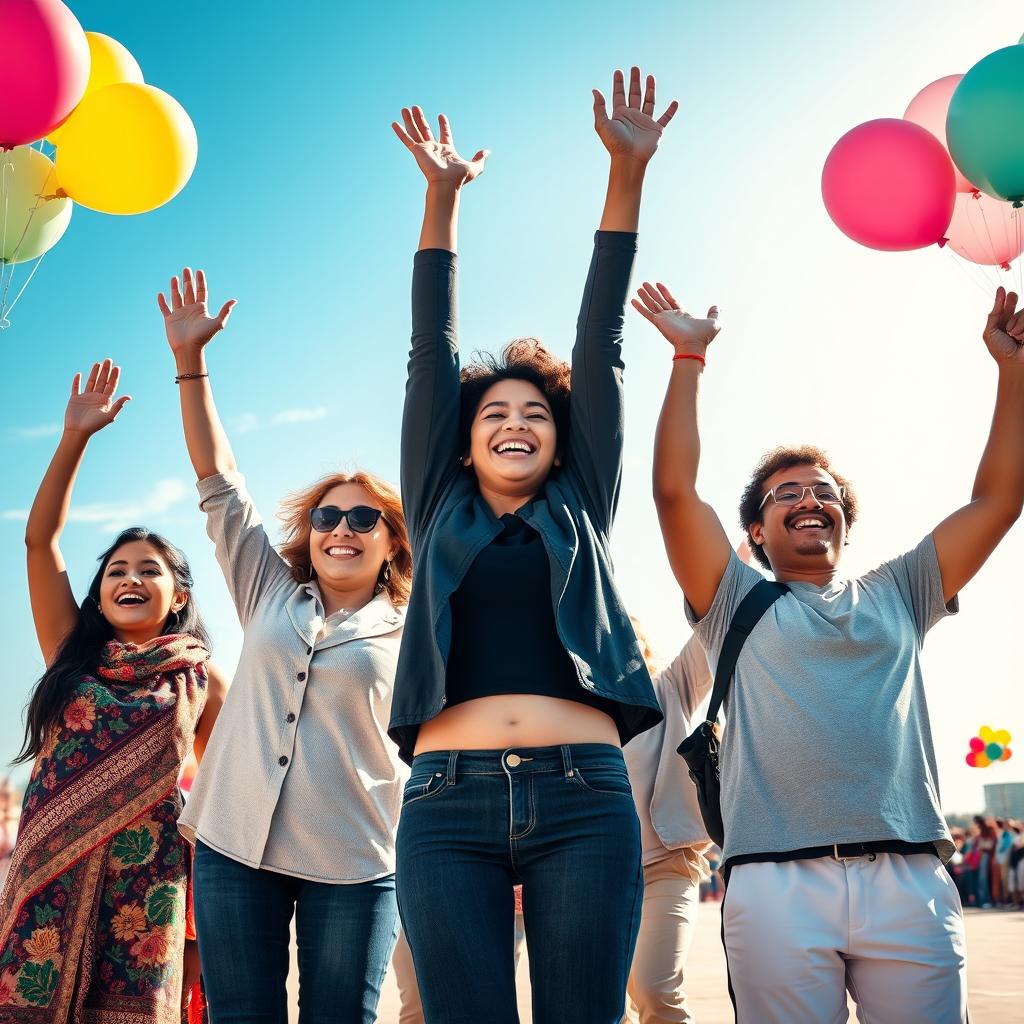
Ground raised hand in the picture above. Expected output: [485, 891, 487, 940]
[594, 67, 679, 165]
[632, 282, 720, 355]
[64, 359, 131, 436]
[157, 268, 237, 356]
[984, 287, 1024, 365]
[392, 107, 489, 188]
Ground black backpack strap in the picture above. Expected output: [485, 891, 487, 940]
[705, 579, 789, 723]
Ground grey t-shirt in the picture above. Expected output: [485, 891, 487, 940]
[687, 535, 957, 864]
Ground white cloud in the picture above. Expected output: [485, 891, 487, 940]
[8, 423, 60, 440]
[270, 407, 329, 425]
[2, 478, 190, 532]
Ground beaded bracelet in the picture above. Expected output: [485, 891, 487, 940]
[174, 372, 209, 384]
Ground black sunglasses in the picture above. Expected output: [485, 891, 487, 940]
[309, 505, 385, 534]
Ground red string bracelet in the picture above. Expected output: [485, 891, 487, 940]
[672, 352, 706, 368]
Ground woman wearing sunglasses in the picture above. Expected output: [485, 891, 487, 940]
[389, 67, 674, 1023]
[157, 269, 413, 1024]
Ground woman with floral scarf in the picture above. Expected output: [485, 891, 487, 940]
[0, 360, 227, 1022]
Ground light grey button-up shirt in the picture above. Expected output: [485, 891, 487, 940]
[178, 472, 408, 883]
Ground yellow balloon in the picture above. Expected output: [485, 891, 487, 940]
[47, 33, 144, 146]
[979, 725, 995, 743]
[993, 729, 1012, 746]
[55, 84, 197, 215]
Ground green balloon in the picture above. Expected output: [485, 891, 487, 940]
[986, 742, 1003, 760]
[1, 146, 72, 265]
[947, 46, 1024, 202]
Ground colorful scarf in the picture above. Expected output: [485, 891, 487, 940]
[0, 635, 208, 1023]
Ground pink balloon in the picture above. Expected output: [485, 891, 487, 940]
[822, 119, 956, 252]
[0, 0, 90, 148]
[904, 76, 976, 193]
[944, 191, 1024, 268]
[969, 736, 985, 752]
[966, 752, 978, 767]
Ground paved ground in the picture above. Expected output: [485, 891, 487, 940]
[288, 903, 1023, 1022]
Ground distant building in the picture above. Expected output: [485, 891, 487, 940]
[984, 781, 1024, 819]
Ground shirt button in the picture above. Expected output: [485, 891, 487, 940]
[307, 646, 312, 655]
[279, 755, 289, 766]
[286, 713, 296, 723]
[297, 671, 306, 681]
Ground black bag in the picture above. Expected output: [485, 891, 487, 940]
[677, 579, 788, 848]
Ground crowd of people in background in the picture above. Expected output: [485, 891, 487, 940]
[948, 817, 1024, 910]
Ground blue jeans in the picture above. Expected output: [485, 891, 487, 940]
[193, 841, 399, 1024]
[396, 744, 643, 1024]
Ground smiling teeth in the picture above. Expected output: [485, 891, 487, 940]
[793, 518, 828, 529]
[327, 546, 359, 556]
[117, 594, 146, 605]
[496, 441, 532, 453]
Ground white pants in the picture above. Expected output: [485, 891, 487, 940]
[723, 853, 967, 1024]
[624, 855, 700, 1023]
[391, 915, 527, 1024]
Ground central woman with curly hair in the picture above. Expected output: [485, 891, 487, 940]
[389, 66, 676, 1023]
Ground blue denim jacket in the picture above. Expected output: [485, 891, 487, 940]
[389, 231, 662, 763]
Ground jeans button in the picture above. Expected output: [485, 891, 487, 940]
[506, 753, 521, 768]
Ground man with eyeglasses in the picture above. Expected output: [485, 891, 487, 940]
[631, 280, 1024, 1023]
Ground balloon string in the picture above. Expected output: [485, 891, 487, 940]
[963, 199, 998, 291]
[0, 162, 55, 317]
[946, 248, 995, 299]
[0, 155, 12, 324]
[976, 201, 1004, 289]
[2, 248, 47, 323]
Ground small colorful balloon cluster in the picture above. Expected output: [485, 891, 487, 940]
[965, 726, 1013, 768]
[822, 38, 1024, 268]
[0, 0, 198, 323]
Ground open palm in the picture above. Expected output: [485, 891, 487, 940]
[984, 286, 1024, 365]
[593, 67, 679, 165]
[64, 359, 130, 435]
[157, 267, 236, 355]
[392, 107, 489, 187]
[632, 281, 720, 353]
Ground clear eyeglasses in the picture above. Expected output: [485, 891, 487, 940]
[758, 483, 845, 510]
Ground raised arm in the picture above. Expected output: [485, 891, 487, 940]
[392, 107, 487, 533]
[931, 286, 1024, 602]
[157, 267, 237, 483]
[634, 282, 729, 618]
[25, 360, 131, 664]
[570, 68, 678, 527]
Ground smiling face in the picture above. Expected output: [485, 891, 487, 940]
[98, 540, 188, 644]
[308, 482, 397, 601]
[748, 463, 849, 576]
[466, 378, 559, 501]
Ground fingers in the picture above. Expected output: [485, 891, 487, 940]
[70, 372, 81, 398]
[216, 299, 237, 327]
[106, 364, 120, 396]
[94, 359, 112, 394]
[990, 286, 1005, 317]
[182, 267, 195, 306]
[707, 305, 720, 319]
[612, 69, 626, 110]
[412, 106, 434, 142]
[391, 121, 417, 150]
[109, 395, 131, 419]
[85, 361, 100, 393]
[170, 275, 183, 310]
[656, 282, 680, 310]
[592, 89, 609, 130]
[628, 66, 642, 109]
[657, 100, 680, 128]
[636, 282, 668, 314]
[196, 269, 208, 304]
[156, 292, 171, 317]
[642, 73, 656, 116]
[400, 107, 423, 144]
[630, 298, 657, 324]
[438, 114, 453, 146]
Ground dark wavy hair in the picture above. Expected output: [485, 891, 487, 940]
[738, 445, 859, 571]
[14, 527, 210, 765]
[458, 338, 572, 463]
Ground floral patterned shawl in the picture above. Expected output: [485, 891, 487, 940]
[0, 635, 208, 1023]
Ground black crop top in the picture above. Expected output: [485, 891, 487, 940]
[445, 513, 620, 720]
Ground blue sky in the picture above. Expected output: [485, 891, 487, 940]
[2, 0, 1022, 811]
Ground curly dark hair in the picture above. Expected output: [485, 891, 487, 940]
[458, 338, 571, 461]
[738, 445, 859, 570]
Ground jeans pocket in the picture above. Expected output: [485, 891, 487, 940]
[571, 763, 633, 796]
[402, 770, 450, 806]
